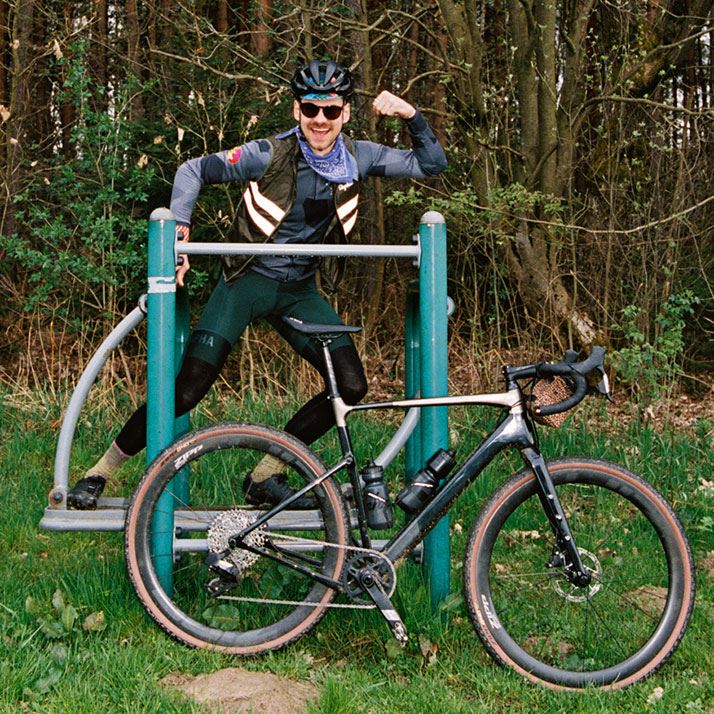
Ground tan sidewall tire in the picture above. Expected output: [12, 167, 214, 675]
[125, 422, 348, 654]
[464, 458, 695, 690]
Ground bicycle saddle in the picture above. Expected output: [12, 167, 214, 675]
[282, 315, 362, 337]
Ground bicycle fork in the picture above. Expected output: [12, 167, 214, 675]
[521, 448, 592, 587]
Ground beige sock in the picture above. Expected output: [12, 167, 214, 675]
[251, 454, 286, 483]
[85, 442, 130, 481]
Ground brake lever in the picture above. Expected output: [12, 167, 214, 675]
[596, 369, 613, 401]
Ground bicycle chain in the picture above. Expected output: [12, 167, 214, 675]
[217, 531, 396, 610]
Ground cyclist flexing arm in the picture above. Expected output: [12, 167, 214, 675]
[172, 88, 445, 285]
[67, 60, 446, 510]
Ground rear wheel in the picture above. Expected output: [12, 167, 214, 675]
[125, 422, 348, 654]
[464, 458, 694, 689]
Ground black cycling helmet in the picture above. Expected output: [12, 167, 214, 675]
[291, 60, 353, 100]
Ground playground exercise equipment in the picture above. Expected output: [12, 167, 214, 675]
[40, 209, 451, 605]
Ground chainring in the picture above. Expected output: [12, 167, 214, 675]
[341, 551, 397, 605]
[207, 509, 267, 572]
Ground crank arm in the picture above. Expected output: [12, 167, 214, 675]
[361, 573, 408, 645]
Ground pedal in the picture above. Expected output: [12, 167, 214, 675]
[360, 569, 409, 645]
[205, 576, 239, 597]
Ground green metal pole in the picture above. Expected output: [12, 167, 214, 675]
[418, 211, 450, 608]
[404, 280, 421, 485]
[147, 208, 177, 593]
[172, 286, 191, 505]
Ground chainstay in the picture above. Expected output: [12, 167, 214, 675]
[217, 530, 396, 610]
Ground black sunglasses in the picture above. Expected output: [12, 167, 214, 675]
[299, 102, 344, 120]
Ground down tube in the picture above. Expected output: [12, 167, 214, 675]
[384, 414, 533, 566]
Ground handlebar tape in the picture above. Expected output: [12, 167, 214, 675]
[533, 347, 606, 417]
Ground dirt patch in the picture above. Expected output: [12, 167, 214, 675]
[625, 586, 668, 616]
[162, 668, 319, 714]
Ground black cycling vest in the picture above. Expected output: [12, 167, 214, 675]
[223, 133, 360, 289]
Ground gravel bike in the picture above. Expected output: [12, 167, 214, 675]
[125, 317, 694, 690]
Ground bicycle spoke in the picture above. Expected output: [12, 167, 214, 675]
[584, 595, 632, 661]
[599, 580, 665, 624]
[469, 462, 693, 686]
[492, 569, 554, 581]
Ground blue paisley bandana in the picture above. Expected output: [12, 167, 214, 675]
[276, 126, 358, 184]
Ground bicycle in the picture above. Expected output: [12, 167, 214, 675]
[124, 317, 695, 690]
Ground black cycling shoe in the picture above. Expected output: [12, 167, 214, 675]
[67, 475, 107, 510]
[243, 472, 318, 510]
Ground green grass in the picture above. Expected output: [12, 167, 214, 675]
[0, 388, 712, 713]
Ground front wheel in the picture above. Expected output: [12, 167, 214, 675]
[125, 422, 349, 654]
[464, 458, 694, 689]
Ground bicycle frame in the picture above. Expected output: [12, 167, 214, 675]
[234, 340, 592, 591]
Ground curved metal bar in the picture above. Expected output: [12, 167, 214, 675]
[50, 300, 146, 501]
[373, 407, 420, 469]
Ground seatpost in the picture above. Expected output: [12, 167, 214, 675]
[320, 339, 341, 399]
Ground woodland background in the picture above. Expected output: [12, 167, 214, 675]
[0, 0, 712, 404]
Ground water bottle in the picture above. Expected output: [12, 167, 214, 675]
[396, 449, 456, 514]
[361, 462, 393, 530]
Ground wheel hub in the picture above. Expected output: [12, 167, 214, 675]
[549, 547, 603, 603]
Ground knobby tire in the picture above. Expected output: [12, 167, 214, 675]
[125, 422, 349, 654]
[464, 458, 694, 689]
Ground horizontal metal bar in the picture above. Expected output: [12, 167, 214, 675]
[178, 242, 420, 259]
[40, 505, 331, 532]
[40, 504, 360, 533]
[39, 506, 128, 532]
[173, 537, 400, 555]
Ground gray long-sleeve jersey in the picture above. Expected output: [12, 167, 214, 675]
[170, 110, 447, 281]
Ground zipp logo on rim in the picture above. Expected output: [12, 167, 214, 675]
[174, 445, 204, 471]
[481, 594, 501, 629]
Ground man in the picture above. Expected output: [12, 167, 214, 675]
[67, 59, 447, 510]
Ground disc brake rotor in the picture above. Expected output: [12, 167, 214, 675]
[207, 510, 267, 572]
[550, 548, 603, 603]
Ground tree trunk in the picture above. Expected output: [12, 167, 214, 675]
[252, 0, 272, 56]
[0, 0, 7, 108]
[126, 0, 144, 120]
[3, 0, 35, 239]
[91, 0, 108, 102]
[358, 0, 386, 338]
[436, 0, 492, 202]
[216, 0, 229, 33]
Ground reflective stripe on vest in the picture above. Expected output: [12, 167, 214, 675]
[337, 193, 359, 236]
[243, 181, 287, 237]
